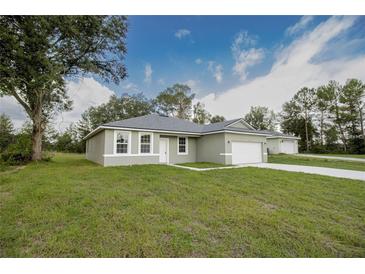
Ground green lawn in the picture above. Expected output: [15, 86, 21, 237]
[177, 162, 229, 168]
[306, 154, 365, 159]
[269, 154, 365, 172]
[0, 163, 16, 173]
[1, 153, 365, 257]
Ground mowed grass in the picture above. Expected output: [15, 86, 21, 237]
[310, 154, 365, 159]
[269, 154, 365, 172]
[1, 153, 365, 258]
[177, 162, 229, 168]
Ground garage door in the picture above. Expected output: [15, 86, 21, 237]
[232, 142, 262, 164]
[281, 140, 295, 154]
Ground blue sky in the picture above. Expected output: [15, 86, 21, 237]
[112, 16, 332, 96]
[2, 15, 365, 130]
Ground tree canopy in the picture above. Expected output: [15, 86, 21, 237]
[244, 106, 276, 130]
[77, 93, 154, 140]
[154, 84, 195, 119]
[0, 16, 128, 160]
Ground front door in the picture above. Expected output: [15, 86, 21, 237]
[159, 138, 168, 163]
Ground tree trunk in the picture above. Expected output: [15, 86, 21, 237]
[304, 112, 309, 151]
[334, 104, 347, 152]
[31, 111, 43, 161]
[320, 110, 324, 146]
[360, 106, 365, 145]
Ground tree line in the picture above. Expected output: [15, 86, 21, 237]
[0, 83, 226, 163]
[281, 79, 365, 153]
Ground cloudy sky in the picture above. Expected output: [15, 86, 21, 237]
[1, 15, 365, 130]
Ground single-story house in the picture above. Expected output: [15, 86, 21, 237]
[266, 132, 300, 154]
[84, 114, 299, 166]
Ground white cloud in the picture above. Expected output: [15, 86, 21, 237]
[231, 31, 265, 80]
[286, 16, 314, 36]
[0, 96, 27, 129]
[175, 29, 191, 39]
[144, 63, 153, 83]
[199, 16, 364, 119]
[122, 82, 139, 93]
[184, 79, 199, 90]
[195, 58, 203, 64]
[0, 77, 114, 131]
[55, 78, 114, 131]
[208, 61, 223, 83]
[158, 78, 166, 85]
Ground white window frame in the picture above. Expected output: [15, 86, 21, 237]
[113, 130, 131, 155]
[177, 136, 188, 155]
[138, 132, 154, 155]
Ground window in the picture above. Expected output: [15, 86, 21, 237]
[178, 137, 188, 154]
[140, 133, 152, 154]
[115, 131, 129, 154]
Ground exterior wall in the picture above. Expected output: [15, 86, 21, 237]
[224, 133, 268, 164]
[267, 139, 281, 154]
[85, 130, 106, 165]
[86, 128, 270, 166]
[104, 155, 159, 166]
[196, 133, 226, 164]
[102, 129, 160, 166]
[294, 140, 299, 153]
[267, 138, 299, 154]
[163, 135, 197, 164]
[87, 129, 196, 166]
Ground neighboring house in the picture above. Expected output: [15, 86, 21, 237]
[266, 132, 300, 154]
[84, 114, 299, 166]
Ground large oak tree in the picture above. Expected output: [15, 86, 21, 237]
[0, 16, 128, 160]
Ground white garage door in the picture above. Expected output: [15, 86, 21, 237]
[232, 142, 262, 164]
[281, 140, 295, 154]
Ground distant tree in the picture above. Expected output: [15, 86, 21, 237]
[341, 79, 365, 153]
[280, 99, 316, 151]
[0, 113, 14, 152]
[210, 115, 226, 123]
[192, 102, 211, 124]
[315, 85, 334, 146]
[77, 93, 153, 139]
[326, 81, 348, 151]
[244, 106, 276, 130]
[154, 84, 195, 119]
[292, 87, 316, 151]
[54, 124, 84, 153]
[324, 126, 339, 149]
[0, 16, 128, 160]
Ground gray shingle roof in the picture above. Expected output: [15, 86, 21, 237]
[103, 114, 203, 133]
[91, 114, 297, 138]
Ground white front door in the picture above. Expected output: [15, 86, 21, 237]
[232, 142, 262, 164]
[159, 138, 169, 163]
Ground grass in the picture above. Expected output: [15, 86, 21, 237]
[306, 154, 365, 159]
[1, 153, 365, 257]
[269, 154, 365, 172]
[0, 162, 16, 173]
[177, 162, 229, 168]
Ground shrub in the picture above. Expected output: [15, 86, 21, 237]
[41, 151, 55, 162]
[1, 134, 32, 165]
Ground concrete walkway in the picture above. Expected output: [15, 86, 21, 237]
[295, 154, 365, 163]
[246, 163, 365, 181]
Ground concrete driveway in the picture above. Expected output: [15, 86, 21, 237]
[246, 163, 365, 181]
[295, 154, 365, 163]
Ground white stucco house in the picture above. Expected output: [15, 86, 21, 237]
[84, 114, 300, 166]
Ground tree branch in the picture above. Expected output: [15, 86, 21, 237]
[12, 89, 32, 117]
